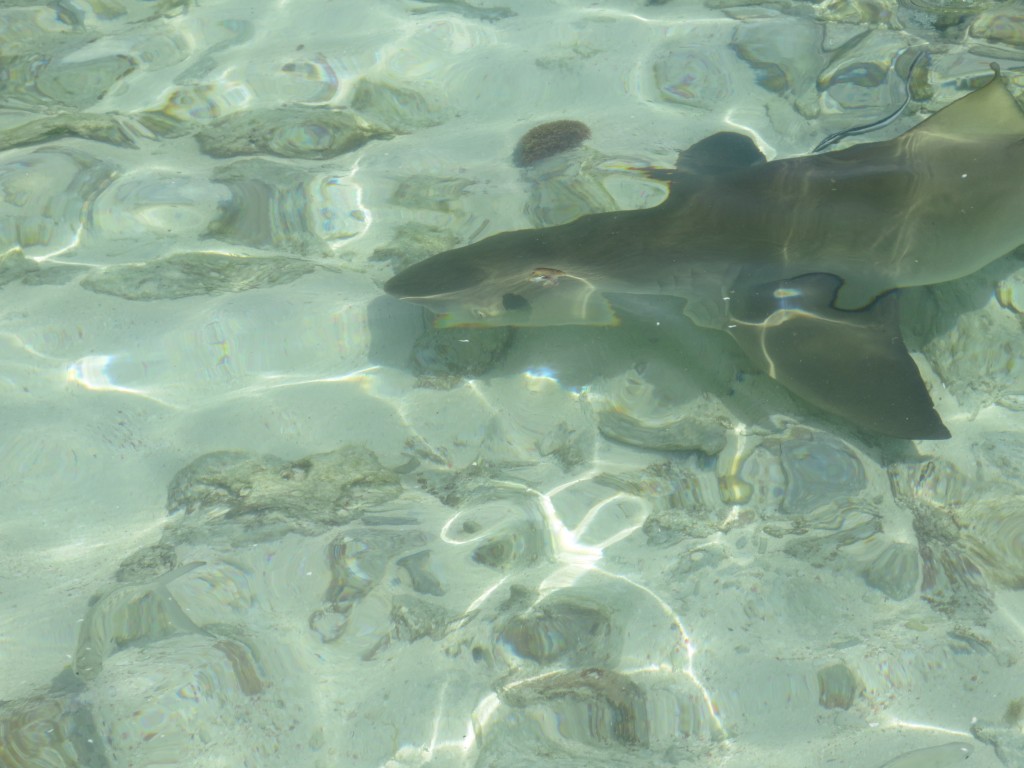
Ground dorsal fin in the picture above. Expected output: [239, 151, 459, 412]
[645, 132, 766, 187]
[910, 66, 1024, 138]
[674, 132, 767, 174]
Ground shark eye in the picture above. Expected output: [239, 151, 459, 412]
[502, 293, 530, 311]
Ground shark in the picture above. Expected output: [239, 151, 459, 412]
[384, 67, 1024, 440]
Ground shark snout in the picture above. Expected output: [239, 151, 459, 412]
[383, 257, 487, 300]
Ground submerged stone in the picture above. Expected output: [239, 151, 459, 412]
[351, 78, 449, 131]
[0, 113, 136, 153]
[79, 251, 314, 300]
[817, 662, 863, 709]
[498, 668, 650, 747]
[195, 107, 392, 160]
[35, 55, 136, 109]
[207, 159, 368, 255]
[165, 446, 401, 543]
[0, 249, 41, 287]
[863, 541, 920, 600]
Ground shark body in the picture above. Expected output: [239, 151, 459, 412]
[385, 70, 1024, 440]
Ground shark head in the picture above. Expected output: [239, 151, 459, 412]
[384, 228, 620, 327]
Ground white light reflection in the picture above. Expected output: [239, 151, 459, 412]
[531, 476, 726, 738]
[523, 366, 558, 382]
[579, 7, 729, 26]
[444, 473, 727, 750]
[66, 354, 175, 406]
[391, 370, 732, 761]
[24, 228, 84, 263]
[255, 364, 383, 390]
[875, 718, 974, 740]
[383, 686, 491, 768]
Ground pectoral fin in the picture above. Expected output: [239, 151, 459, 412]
[726, 274, 949, 440]
[644, 132, 766, 189]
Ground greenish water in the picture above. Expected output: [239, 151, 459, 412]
[1, 1, 1023, 766]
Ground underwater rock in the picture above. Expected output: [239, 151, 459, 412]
[73, 562, 208, 680]
[312, 528, 433, 644]
[89, 167, 229, 242]
[731, 19, 825, 116]
[389, 175, 476, 214]
[862, 541, 920, 600]
[915, 278, 1024, 415]
[485, 664, 723, 757]
[498, 598, 619, 667]
[534, 419, 592, 472]
[597, 409, 728, 455]
[973, 431, 1024, 487]
[781, 505, 882, 566]
[588, 361, 733, 457]
[195, 107, 392, 160]
[1, 148, 117, 256]
[970, 10, 1024, 48]
[778, 436, 867, 515]
[36, 54, 136, 109]
[818, 48, 891, 91]
[648, 44, 733, 111]
[396, 550, 446, 596]
[74, 0, 192, 22]
[995, 266, 1024, 314]
[634, 460, 724, 544]
[20, 263, 84, 286]
[312, 533, 384, 643]
[79, 251, 315, 300]
[362, 593, 464, 659]
[408, 0, 515, 21]
[814, 33, 923, 141]
[389, 595, 459, 643]
[512, 120, 591, 168]
[817, 662, 863, 709]
[86, 634, 274, 767]
[436, 488, 551, 570]
[709, 0, 816, 15]
[115, 543, 178, 583]
[350, 77, 449, 131]
[139, 92, 230, 136]
[887, 457, 973, 513]
[0, 249, 41, 287]
[498, 668, 650, 747]
[0, 112, 136, 152]
[207, 158, 368, 255]
[915, 512, 994, 621]
[961, 496, 1024, 588]
[470, 522, 548, 569]
[814, 0, 898, 25]
[164, 446, 401, 544]
[732, 430, 870, 518]
[972, 719, 1024, 766]
[0, 694, 103, 768]
[902, 0, 1001, 13]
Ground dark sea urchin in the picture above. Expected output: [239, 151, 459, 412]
[512, 119, 591, 167]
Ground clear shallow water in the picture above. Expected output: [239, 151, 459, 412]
[3, 0, 1024, 766]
